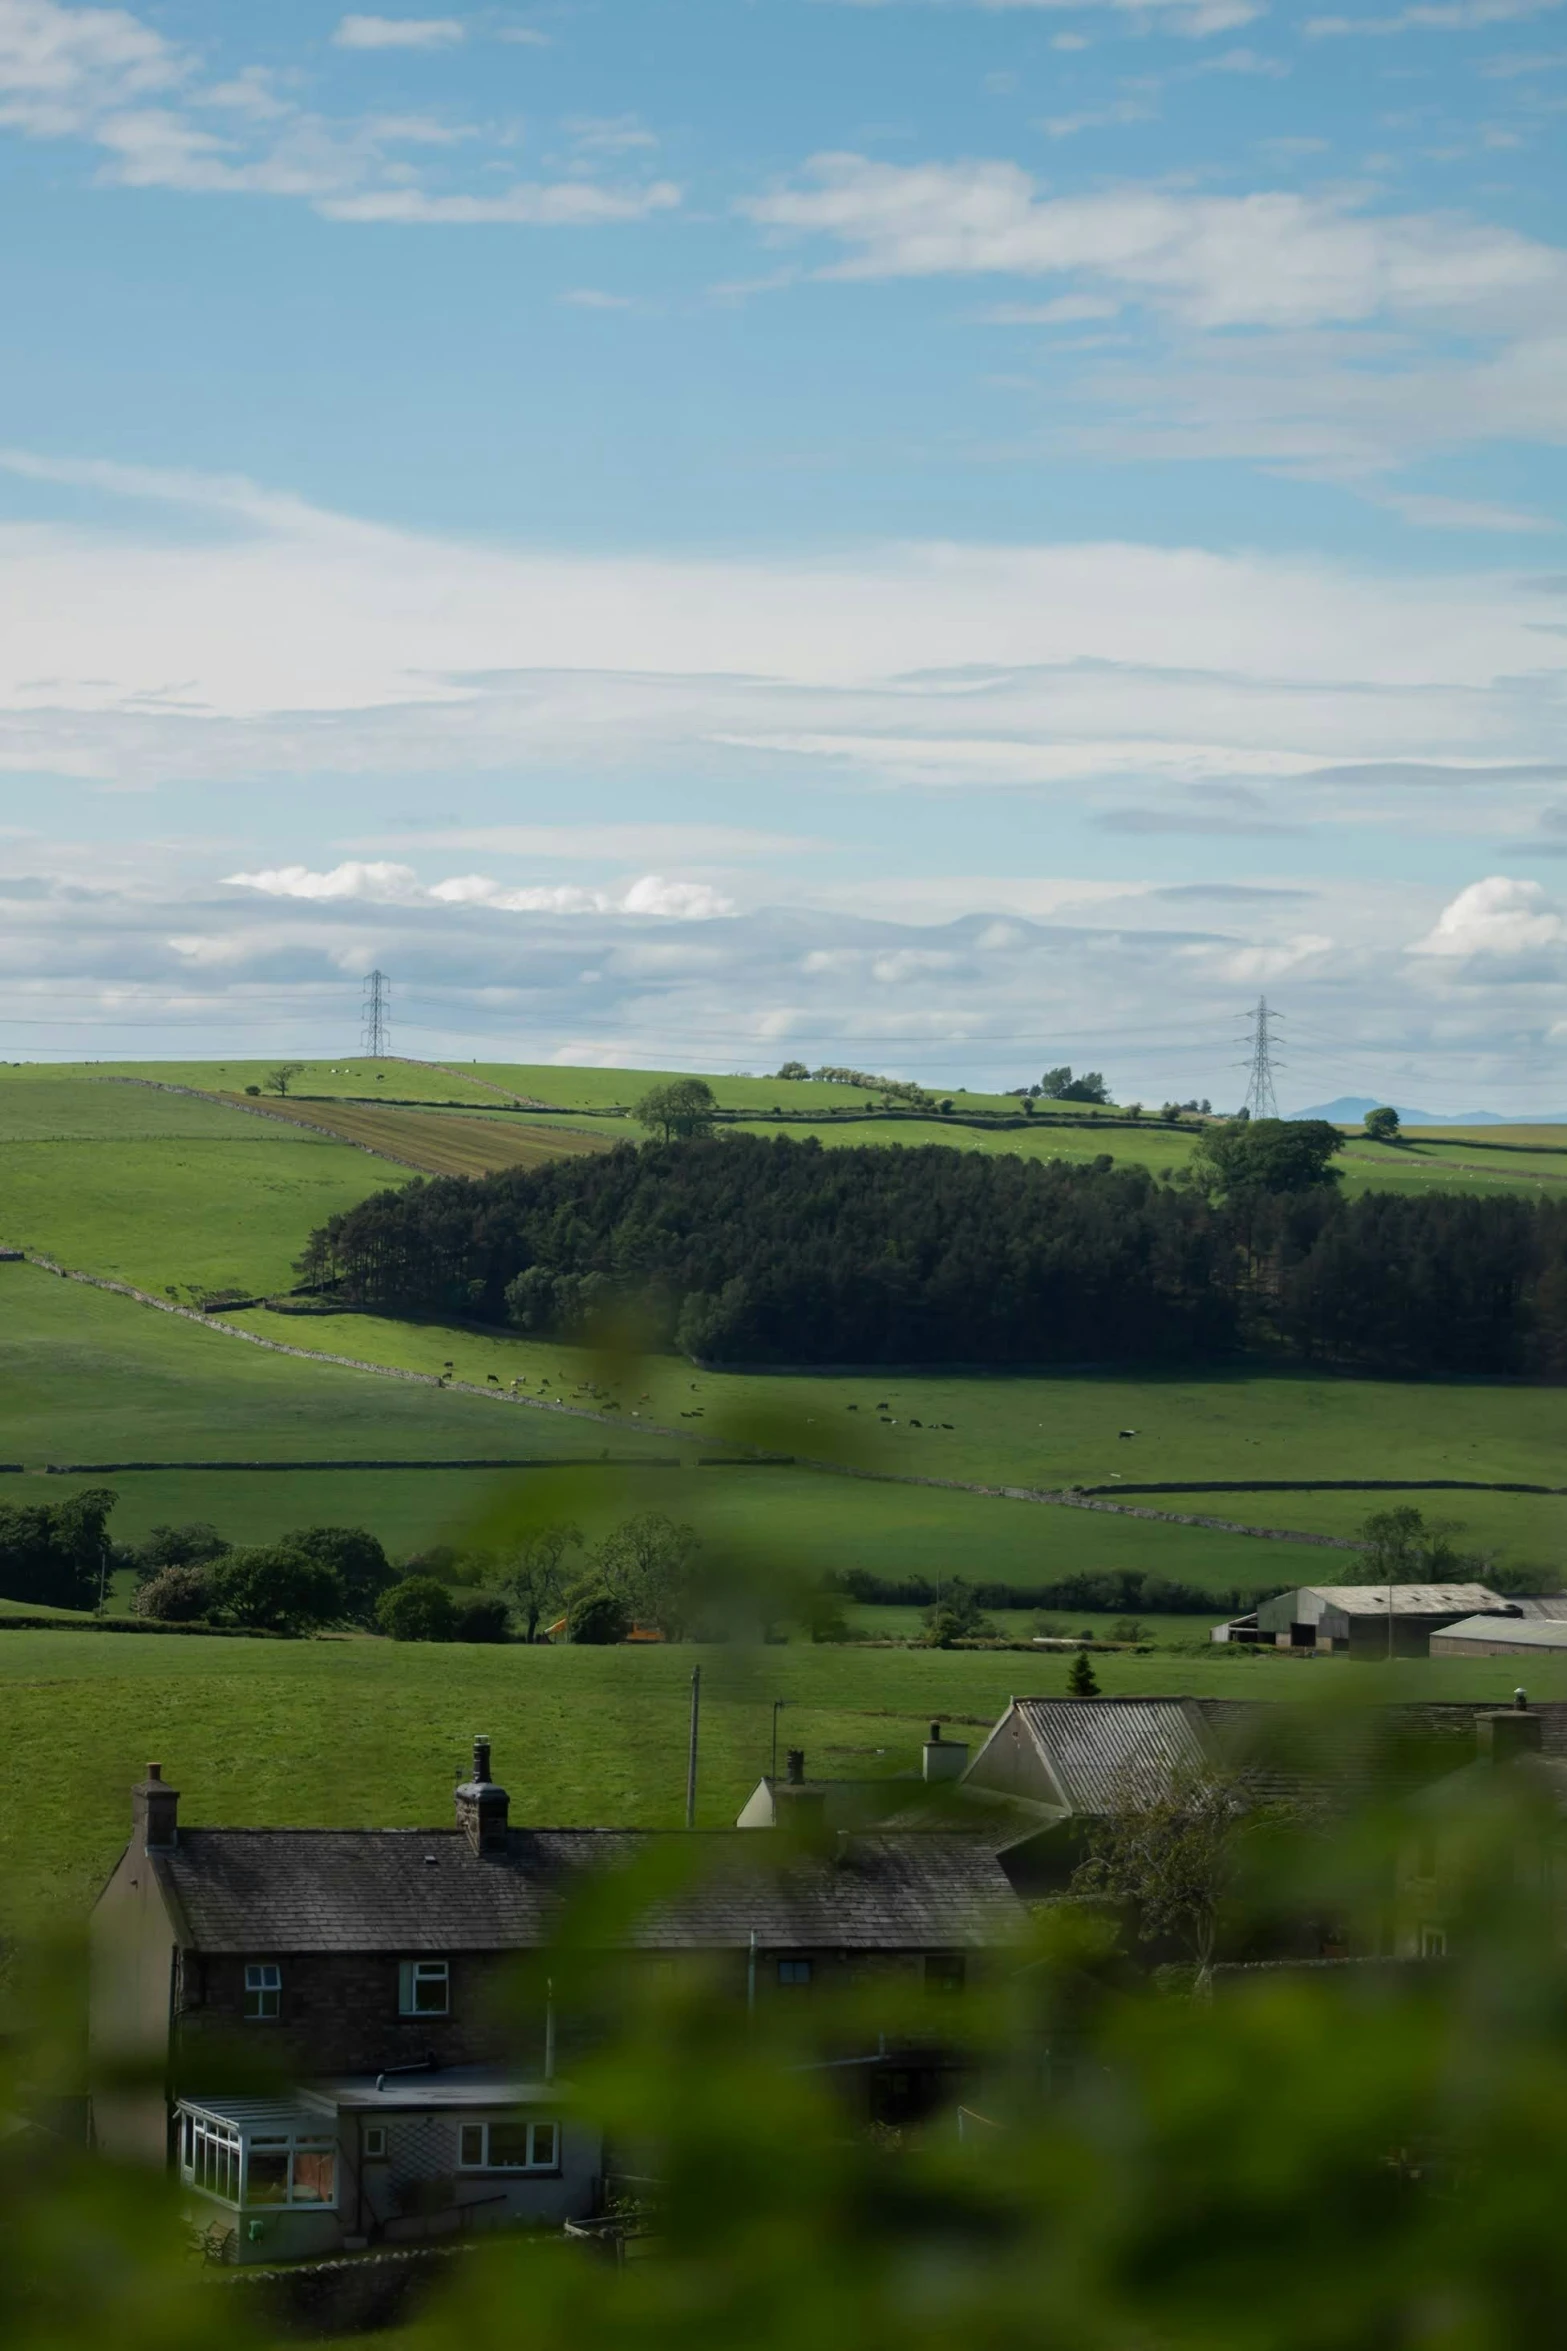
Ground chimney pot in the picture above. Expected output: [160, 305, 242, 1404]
[930, 1721, 942, 1742]
[785, 1747, 805, 1785]
[472, 1736, 492, 1784]
[147, 1762, 162, 1781]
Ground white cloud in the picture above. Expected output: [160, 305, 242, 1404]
[565, 113, 658, 153]
[1379, 491, 1557, 532]
[982, 294, 1123, 322]
[1410, 876, 1567, 957]
[1307, 0, 1562, 32]
[1039, 99, 1158, 138]
[319, 181, 680, 224]
[0, 0, 184, 138]
[742, 156, 1567, 330]
[0, 0, 676, 226]
[826, 0, 1264, 37]
[332, 16, 465, 49]
[221, 861, 737, 919]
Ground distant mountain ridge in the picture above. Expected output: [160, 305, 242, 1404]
[1294, 1095, 1567, 1128]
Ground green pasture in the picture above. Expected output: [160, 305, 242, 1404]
[4, 1628, 1564, 1922]
[0, 1072, 407, 1296]
[0, 1261, 682, 1473]
[226, 1303, 1567, 1550]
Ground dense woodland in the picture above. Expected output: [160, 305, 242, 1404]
[300, 1134, 1567, 1376]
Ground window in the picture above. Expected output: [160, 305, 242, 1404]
[925, 1954, 966, 1994]
[777, 1959, 812, 1987]
[243, 1962, 281, 2020]
[184, 2114, 241, 2205]
[362, 2126, 388, 2160]
[457, 2119, 559, 2172]
[178, 2115, 336, 2210]
[398, 1959, 449, 2016]
[1420, 1924, 1448, 1959]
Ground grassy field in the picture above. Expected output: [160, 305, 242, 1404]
[5, 1629, 1565, 1923]
[221, 1303, 1567, 1566]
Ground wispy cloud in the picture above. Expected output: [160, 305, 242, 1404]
[331, 15, 465, 49]
[1307, 0, 1563, 32]
[0, 0, 677, 226]
[742, 155, 1566, 329]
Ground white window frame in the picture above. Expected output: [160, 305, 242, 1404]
[457, 2118, 560, 2173]
[362, 2125, 388, 2160]
[398, 1958, 450, 2016]
[179, 2112, 338, 2210]
[1419, 1924, 1448, 1959]
[244, 1962, 281, 2020]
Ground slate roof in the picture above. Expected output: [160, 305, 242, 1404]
[150, 1827, 1025, 1955]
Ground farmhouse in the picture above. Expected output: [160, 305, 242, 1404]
[91, 1738, 1026, 2262]
[1213, 1583, 1509, 1658]
[737, 1723, 971, 1827]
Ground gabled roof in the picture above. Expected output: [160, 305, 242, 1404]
[149, 1827, 1025, 1955]
[1301, 1584, 1506, 1617]
[965, 1696, 1216, 1818]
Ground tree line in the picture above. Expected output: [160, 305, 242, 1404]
[300, 1128, 1567, 1376]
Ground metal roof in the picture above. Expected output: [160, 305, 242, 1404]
[1005, 1698, 1214, 1814]
[1305, 1584, 1506, 1617]
[1431, 1615, 1567, 1651]
[1503, 1595, 1567, 1622]
[149, 1827, 1025, 1955]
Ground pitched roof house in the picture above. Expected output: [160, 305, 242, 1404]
[91, 1737, 1027, 2264]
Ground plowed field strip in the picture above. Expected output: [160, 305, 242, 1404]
[215, 1094, 611, 1176]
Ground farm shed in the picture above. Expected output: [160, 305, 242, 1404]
[1240, 1584, 1510, 1659]
[1431, 1604, 1567, 1659]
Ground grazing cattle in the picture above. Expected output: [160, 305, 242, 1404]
[1118, 1428, 1137, 1439]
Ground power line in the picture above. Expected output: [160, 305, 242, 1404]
[361, 970, 390, 1058]
[1236, 996, 1284, 1120]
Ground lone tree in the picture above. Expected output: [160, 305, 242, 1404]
[265, 1063, 304, 1098]
[1192, 1117, 1345, 1198]
[1040, 1067, 1111, 1105]
[210, 1544, 345, 1633]
[1350, 1504, 1486, 1587]
[1364, 1106, 1401, 1144]
[503, 1522, 582, 1643]
[634, 1078, 718, 1143]
[593, 1510, 701, 1637]
[1068, 1648, 1100, 1696]
[1070, 1761, 1258, 1993]
[377, 1576, 459, 1642]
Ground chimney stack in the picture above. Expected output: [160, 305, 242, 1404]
[922, 1721, 969, 1784]
[785, 1747, 806, 1786]
[455, 1736, 510, 1854]
[1477, 1690, 1544, 1765]
[132, 1762, 179, 1853]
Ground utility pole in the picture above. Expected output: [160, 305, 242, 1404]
[685, 1665, 701, 1828]
[361, 969, 390, 1059]
[1236, 995, 1283, 1120]
[771, 1697, 787, 1782]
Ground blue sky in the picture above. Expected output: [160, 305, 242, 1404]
[2, 0, 1565, 1107]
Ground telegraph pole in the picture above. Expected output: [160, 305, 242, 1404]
[1236, 995, 1283, 1120]
[361, 969, 390, 1059]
